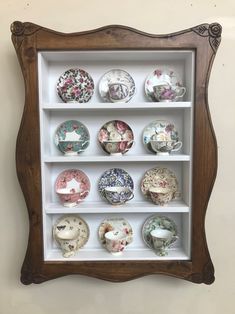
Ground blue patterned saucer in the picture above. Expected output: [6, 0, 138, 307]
[98, 168, 134, 199]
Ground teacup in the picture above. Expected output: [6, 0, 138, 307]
[150, 229, 178, 256]
[150, 139, 182, 155]
[102, 140, 134, 155]
[104, 186, 134, 205]
[108, 83, 129, 102]
[54, 227, 80, 258]
[153, 83, 186, 102]
[104, 230, 128, 255]
[58, 140, 89, 155]
[56, 188, 88, 207]
[149, 187, 174, 205]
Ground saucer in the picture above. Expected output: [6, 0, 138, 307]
[57, 68, 94, 103]
[98, 217, 133, 247]
[54, 120, 90, 154]
[98, 120, 134, 154]
[142, 215, 178, 250]
[142, 120, 179, 153]
[141, 167, 179, 200]
[98, 168, 134, 199]
[55, 169, 90, 202]
[98, 69, 136, 102]
[145, 67, 184, 101]
[53, 215, 90, 249]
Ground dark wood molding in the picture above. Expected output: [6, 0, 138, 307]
[11, 22, 221, 285]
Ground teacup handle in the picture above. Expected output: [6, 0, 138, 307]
[172, 141, 183, 152]
[78, 140, 89, 152]
[174, 86, 186, 100]
[127, 193, 134, 201]
[79, 190, 88, 199]
[123, 140, 135, 153]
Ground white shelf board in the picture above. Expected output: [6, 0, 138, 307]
[45, 247, 190, 261]
[43, 154, 190, 163]
[45, 201, 190, 214]
[42, 102, 192, 110]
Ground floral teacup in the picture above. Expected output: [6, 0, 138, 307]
[150, 139, 182, 155]
[58, 140, 89, 155]
[149, 187, 174, 205]
[108, 83, 129, 102]
[54, 226, 80, 258]
[150, 228, 177, 256]
[104, 230, 129, 255]
[102, 140, 134, 155]
[56, 188, 89, 207]
[104, 186, 134, 205]
[153, 83, 186, 102]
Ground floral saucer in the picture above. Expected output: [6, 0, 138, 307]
[54, 120, 90, 155]
[98, 168, 134, 199]
[53, 215, 89, 257]
[142, 215, 178, 250]
[57, 68, 94, 103]
[98, 217, 133, 247]
[145, 67, 184, 101]
[98, 69, 136, 102]
[141, 167, 179, 200]
[55, 169, 90, 206]
[98, 120, 134, 155]
[143, 120, 179, 153]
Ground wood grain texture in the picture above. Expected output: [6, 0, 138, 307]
[11, 21, 221, 285]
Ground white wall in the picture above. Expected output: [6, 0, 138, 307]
[1, 0, 235, 313]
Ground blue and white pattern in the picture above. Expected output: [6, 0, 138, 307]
[98, 168, 134, 199]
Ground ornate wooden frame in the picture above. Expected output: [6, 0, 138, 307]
[11, 21, 221, 285]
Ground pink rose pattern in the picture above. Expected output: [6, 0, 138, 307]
[98, 120, 134, 154]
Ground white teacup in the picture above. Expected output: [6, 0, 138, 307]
[150, 229, 177, 256]
[149, 187, 174, 205]
[104, 230, 128, 255]
[150, 139, 182, 155]
[108, 83, 129, 102]
[54, 228, 80, 258]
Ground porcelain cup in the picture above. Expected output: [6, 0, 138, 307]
[58, 140, 89, 156]
[104, 230, 128, 255]
[102, 140, 134, 155]
[153, 83, 186, 102]
[150, 139, 182, 155]
[149, 187, 174, 205]
[108, 82, 129, 102]
[55, 228, 80, 258]
[150, 228, 176, 256]
[104, 186, 134, 205]
[56, 188, 88, 207]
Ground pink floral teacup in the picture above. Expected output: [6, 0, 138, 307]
[108, 83, 129, 102]
[56, 188, 89, 207]
[153, 83, 186, 102]
[102, 140, 134, 155]
[104, 230, 128, 255]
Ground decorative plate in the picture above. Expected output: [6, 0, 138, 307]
[142, 215, 178, 250]
[98, 168, 134, 199]
[98, 69, 136, 102]
[55, 169, 90, 200]
[141, 167, 179, 200]
[53, 215, 90, 249]
[98, 120, 134, 154]
[57, 68, 94, 103]
[143, 120, 179, 153]
[98, 217, 133, 247]
[54, 120, 90, 154]
[145, 67, 183, 101]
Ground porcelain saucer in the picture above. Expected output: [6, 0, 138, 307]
[57, 68, 94, 103]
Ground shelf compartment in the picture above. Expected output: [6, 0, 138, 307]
[44, 212, 191, 261]
[45, 200, 190, 214]
[43, 154, 191, 163]
[42, 102, 192, 110]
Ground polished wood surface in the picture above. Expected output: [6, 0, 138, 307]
[11, 21, 221, 285]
